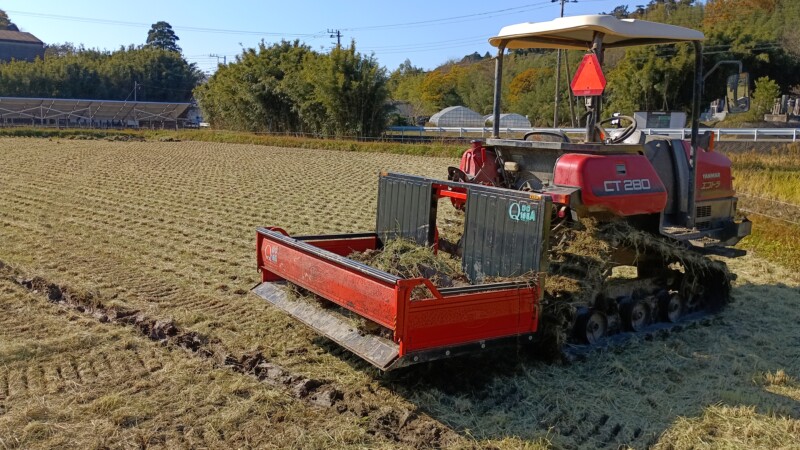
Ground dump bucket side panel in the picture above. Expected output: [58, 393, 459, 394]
[296, 234, 379, 257]
[256, 230, 399, 330]
[400, 285, 539, 353]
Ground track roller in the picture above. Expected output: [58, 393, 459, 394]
[659, 292, 684, 323]
[620, 297, 653, 332]
[574, 308, 608, 344]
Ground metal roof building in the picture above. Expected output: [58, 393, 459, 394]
[0, 97, 193, 128]
[0, 30, 45, 62]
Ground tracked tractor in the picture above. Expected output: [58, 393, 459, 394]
[446, 14, 751, 345]
[252, 15, 750, 370]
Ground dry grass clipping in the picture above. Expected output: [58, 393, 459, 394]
[2, 138, 799, 449]
[350, 239, 469, 297]
[654, 404, 800, 449]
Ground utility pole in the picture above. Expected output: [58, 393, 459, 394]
[553, 0, 577, 127]
[565, 54, 577, 127]
[209, 54, 227, 65]
[126, 81, 141, 102]
[328, 29, 342, 48]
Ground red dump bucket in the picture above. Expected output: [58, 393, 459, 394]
[253, 227, 541, 370]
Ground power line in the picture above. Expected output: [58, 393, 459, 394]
[328, 29, 342, 48]
[7, 2, 594, 59]
[376, 41, 491, 55]
[341, 2, 554, 31]
[10, 2, 618, 69]
[209, 54, 227, 65]
[362, 36, 488, 51]
[8, 1, 580, 38]
[6, 9, 323, 38]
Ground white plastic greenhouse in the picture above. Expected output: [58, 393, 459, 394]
[429, 106, 485, 127]
[483, 113, 532, 128]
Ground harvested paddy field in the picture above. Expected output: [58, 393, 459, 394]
[1, 137, 799, 449]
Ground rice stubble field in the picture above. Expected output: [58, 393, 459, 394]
[0, 137, 799, 449]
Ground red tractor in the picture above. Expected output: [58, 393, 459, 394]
[446, 15, 750, 346]
[453, 15, 749, 248]
[252, 15, 750, 370]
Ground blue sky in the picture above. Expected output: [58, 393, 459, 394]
[5, 0, 636, 73]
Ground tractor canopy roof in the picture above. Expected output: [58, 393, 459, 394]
[489, 14, 704, 50]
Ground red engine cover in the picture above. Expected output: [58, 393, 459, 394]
[459, 141, 499, 185]
[680, 141, 736, 201]
[553, 153, 668, 216]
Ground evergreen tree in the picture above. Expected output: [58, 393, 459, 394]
[146, 21, 181, 53]
[0, 9, 18, 30]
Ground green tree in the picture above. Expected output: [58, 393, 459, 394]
[0, 45, 200, 101]
[507, 67, 566, 126]
[419, 68, 463, 112]
[146, 21, 181, 53]
[603, 0, 800, 117]
[454, 61, 494, 115]
[388, 60, 427, 119]
[303, 41, 390, 136]
[195, 40, 313, 132]
[747, 76, 780, 120]
[0, 9, 17, 30]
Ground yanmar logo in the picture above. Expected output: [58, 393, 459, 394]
[702, 172, 721, 180]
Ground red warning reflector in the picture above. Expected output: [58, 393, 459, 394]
[571, 53, 607, 96]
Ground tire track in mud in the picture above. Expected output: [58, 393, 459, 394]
[0, 372, 6, 417]
[0, 260, 459, 448]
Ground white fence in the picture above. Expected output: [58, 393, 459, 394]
[387, 126, 800, 142]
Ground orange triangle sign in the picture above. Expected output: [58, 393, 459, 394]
[571, 53, 606, 96]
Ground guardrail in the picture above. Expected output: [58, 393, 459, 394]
[387, 126, 800, 142]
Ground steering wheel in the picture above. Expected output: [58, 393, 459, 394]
[522, 130, 570, 143]
[596, 115, 637, 144]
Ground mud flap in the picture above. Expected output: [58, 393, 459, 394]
[252, 282, 400, 370]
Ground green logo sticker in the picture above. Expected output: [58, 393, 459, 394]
[508, 201, 536, 222]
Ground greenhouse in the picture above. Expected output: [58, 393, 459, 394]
[484, 113, 532, 128]
[429, 106, 485, 127]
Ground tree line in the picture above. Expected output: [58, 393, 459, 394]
[195, 40, 389, 137]
[0, 45, 200, 102]
[0, 1, 798, 133]
[0, 15, 199, 102]
[388, 0, 800, 126]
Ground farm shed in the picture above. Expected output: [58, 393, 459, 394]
[0, 30, 44, 62]
[484, 113, 532, 128]
[429, 106, 485, 127]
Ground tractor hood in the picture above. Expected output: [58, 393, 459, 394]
[489, 14, 704, 50]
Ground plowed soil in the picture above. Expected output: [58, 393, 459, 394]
[1, 137, 798, 449]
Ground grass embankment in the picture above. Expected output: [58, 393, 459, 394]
[0, 127, 465, 158]
[730, 143, 800, 204]
[730, 143, 800, 272]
